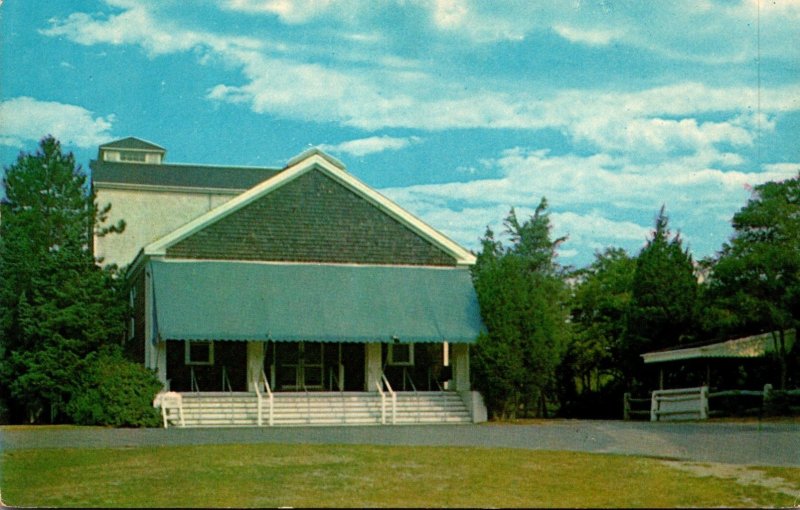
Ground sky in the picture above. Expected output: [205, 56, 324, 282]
[1, 0, 798, 269]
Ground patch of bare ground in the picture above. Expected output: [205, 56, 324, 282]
[663, 460, 800, 504]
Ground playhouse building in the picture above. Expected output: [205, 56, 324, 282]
[91, 137, 486, 426]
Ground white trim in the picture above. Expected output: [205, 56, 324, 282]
[185, 340, 214, 366]
[387, 343, 414, 366]
[128, 286, 137, 341]
[93, 181, 246, 195]
[143, 150, 476, 265]
[155, 257, 470, 271]
[93, 160, 281, 171]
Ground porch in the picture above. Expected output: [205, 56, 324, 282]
[144, 260, 486, 426]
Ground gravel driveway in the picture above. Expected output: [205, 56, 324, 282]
[1, 420, 797, 467]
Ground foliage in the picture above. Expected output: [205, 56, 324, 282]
[471, 199, 570, 418]
[703, 174, 800, 388]
[66, 348, 162, 427]
[623, 206, 698, 390]
[559, 247, 636, 417]
[0, 136, 127, 423]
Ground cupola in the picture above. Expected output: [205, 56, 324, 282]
[98, 136, 166, 164]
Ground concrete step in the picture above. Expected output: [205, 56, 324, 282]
[169, 391, 472, 428]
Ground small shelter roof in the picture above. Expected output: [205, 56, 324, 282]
[641, 329, 796, 364]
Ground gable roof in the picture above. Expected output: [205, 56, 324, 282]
[144, 148, 477, 265]
[99, 136, 166, 152]
[90, 160, 281, 191]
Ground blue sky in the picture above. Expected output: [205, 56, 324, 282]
[1, 0, 798, 268]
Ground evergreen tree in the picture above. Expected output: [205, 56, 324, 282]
[623, 206, 697, 390]
[0, 136, 127, 422]
[559, 247, 636, 417]
[704, 174, 800, 388]
[471, 199, 569, 418]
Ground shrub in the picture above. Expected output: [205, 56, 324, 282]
[67, 349, 163, 427]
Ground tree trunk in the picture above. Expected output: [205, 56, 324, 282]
[778, 329, 787, 390]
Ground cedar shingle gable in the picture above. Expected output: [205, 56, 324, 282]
[165, 169, 458, 266]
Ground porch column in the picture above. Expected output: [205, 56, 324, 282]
[155, 341, 168, 387]
[451, 343, 470, 391]
[365, 343, 382, 391]
[247, 342, 265, 391]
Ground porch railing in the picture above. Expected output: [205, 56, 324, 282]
[402, 369, 422, 423]
[376, 373, 396, 425]
[254, 368, 273, 426]
[190, 366, 200, 393]
[222, 366, 233, 392]
[330, 364, 344, 392]
[302, 383, 311, 425]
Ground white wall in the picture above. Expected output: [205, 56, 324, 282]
[94, 186, 238, 268]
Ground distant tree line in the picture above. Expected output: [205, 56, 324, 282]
[472, 174, 799, 419]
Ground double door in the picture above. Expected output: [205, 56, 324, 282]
[274, 341, 324, 390]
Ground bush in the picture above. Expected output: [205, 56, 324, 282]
[763, 390, 800, 417]
[67, 349, 163, 427]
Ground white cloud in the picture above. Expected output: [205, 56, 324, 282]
[427, 0, 526, 42]
[553, 24, 619, 46]
[0, 97, 115, 148]
[40, 5, 262, 58]
[39, 4, 800, 141]
[416, 2, 799, 63]
[379, 147, 799, 261]
[319, 136, 422, 157]
[222, 0, 336, 24]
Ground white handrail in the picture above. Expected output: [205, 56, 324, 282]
[254, 375, 262, 426]
[262, 369, 273, 426]
[375, 377, 386, 424]
[380, 373, 396, 424]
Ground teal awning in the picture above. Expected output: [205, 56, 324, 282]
[150, 260, 483, 343]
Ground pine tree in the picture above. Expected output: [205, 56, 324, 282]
[0, 136, 126, 422]
[623, 206, 697, 389]
[471, 198, 569, 418]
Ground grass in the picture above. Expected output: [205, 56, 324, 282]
[1, 443, 798, 508]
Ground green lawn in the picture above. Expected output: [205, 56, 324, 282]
[1, 443, 797, 507]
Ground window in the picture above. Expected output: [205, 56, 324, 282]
[185, 341, 214, 365]
[128, 287, 137, 340]
[145, 153, 162, 164]
[388, 343, 414, 366]
[120, 151, 146, 162]
[103, 150, 121, 162]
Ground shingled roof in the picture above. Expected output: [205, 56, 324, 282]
[90, 161, 282, 191]
[143, 148, 477, 266]
[99, 136, 166, 152]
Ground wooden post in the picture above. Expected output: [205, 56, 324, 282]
[623, 392, 630, 421]
[699, 386, 709, 420]
[650, 391, 659, 422]
[659, 368, 664, 390]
